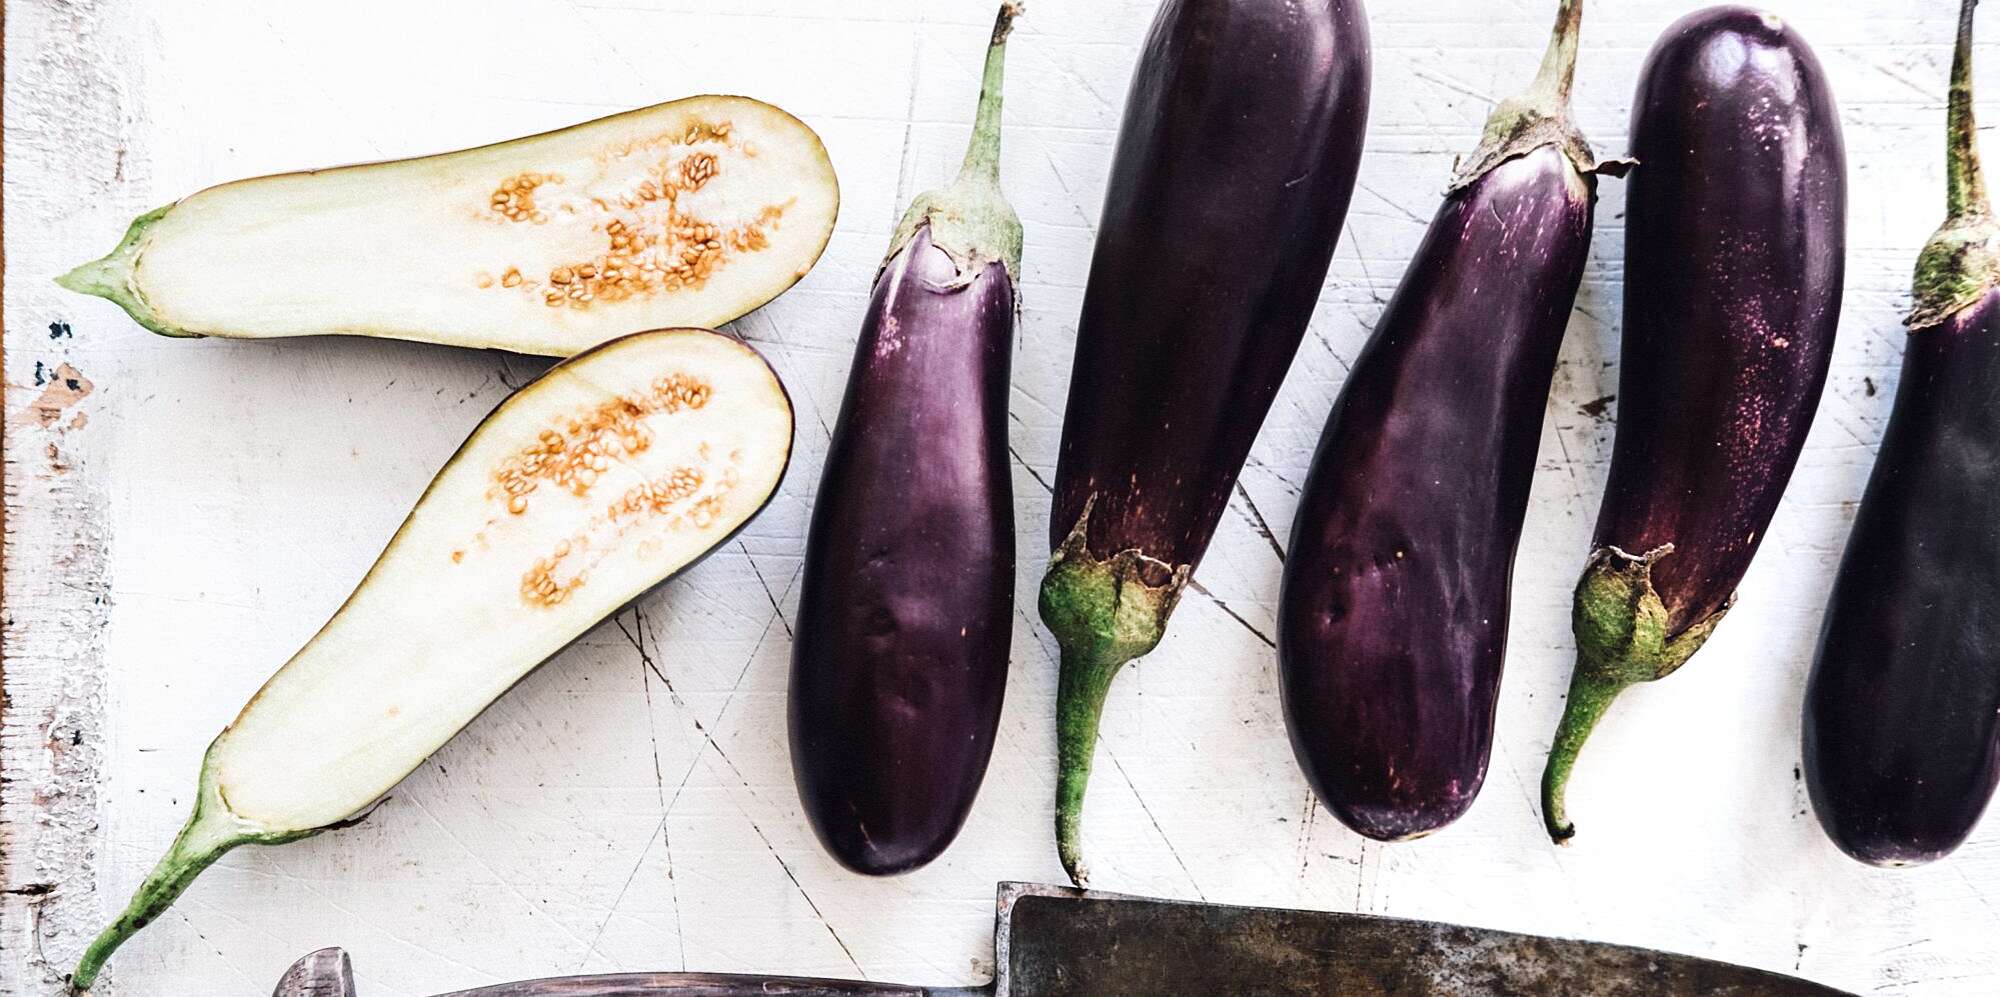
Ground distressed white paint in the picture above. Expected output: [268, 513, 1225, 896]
[5, 0, 1998, 994]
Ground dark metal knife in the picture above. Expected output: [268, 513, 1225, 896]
[272, 882, 1850, 997]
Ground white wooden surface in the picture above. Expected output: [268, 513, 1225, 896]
[5, 0, 1999, 993]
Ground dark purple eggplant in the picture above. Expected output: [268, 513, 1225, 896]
[789, 4, 1022, 876]
[1040, 0, 1370, 884]
[1540, 5, 1846, 843]
[1803, 0, 2000, 868]
[1279, 0, 1610, 843]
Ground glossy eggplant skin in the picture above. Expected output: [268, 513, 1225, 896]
[790, 227, 1016, 875]
[1047, 0, 1371, 567]
[1040, 0, 1370, 885]
[1280, 146, 1593, 841]
[1804, 297, 2000, 865]
[1595, 6, 1846, 632]
[1539, 6, 1846, 842]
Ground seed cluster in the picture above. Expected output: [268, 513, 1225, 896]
[480, 119, 789, 311]
[489, 172, 560, 223]
[492, 373, 713, 517]
[518, 458, 744, 608]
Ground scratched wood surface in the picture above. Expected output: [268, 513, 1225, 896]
[5, 0, 1998, 994]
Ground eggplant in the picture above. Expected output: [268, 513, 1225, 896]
[1803, 0, 2000, 868]
[70, 329, 795, 990]
[789, 3, 1023, 876]
[58, 96, 838, 356]
[1040, 0, 1370, 884]
[1279, 0, 1611, 842]
[1540, 5, 1846, 842]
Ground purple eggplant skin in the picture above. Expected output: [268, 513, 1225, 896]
[1280, 0, 1605, 843]
[789, 5, 1023, 876]
[1541, 5, 1847, 843]
[1804, 0, 2000, 868]
[1040, 0, 1370, 884]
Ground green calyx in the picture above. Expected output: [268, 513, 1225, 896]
[1450, 0, 1626, 192]
[55, 203, 197, 339]
[1910, 0, 1999, 330]
[69, 750, 340, 992]
[886, 2, 1024, 286]
[1039, 494, 1189, 886]
[1539, 545, 1731, 844]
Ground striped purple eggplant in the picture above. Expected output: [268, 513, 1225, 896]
[1279, 0, 1612, 843]
[1541, 5, 1846, 842]
[1040, 0, 1370, 884]
[1804, 0, 2000, 868]
[789, 4, 1022, 875]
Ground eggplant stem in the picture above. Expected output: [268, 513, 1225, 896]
[70, 804, 255, 992]
[882, 2, 1024, 280]
[1950, 0, 1990, 224]
[1038, 495, 1188, 887]
[1539, 671, 1626, 844]
[956, 3, 1023, 190]
[1911, 0, 2000, 328]
[1527, 0, 1583, 106]
[1449, 0, 1604, 190]
[53, 203, 189, 339]
[1055, 641, 1125, 886]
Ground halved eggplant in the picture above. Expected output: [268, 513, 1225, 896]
[57, 97, 838, 355]
[69, 328, 794, 991]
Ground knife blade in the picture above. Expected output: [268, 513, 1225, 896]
[272, 882, 1850, 997]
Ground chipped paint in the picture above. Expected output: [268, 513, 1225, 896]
[17, 363, 92, 429]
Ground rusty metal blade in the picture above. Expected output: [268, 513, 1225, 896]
[991, 883, 1851, 997]
[275, 883, 1849, 997]
[271, 947, 357, 997]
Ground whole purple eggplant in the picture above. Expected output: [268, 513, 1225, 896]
[1541, 5, 1846, 842]
[1804, 0, 2000, 868]
[1040, 0, 1370, 884]
[1280, 0, 1611, 842]
[789, 4, 1022, 875]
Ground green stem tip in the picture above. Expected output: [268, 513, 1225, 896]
[1540, 672, 1628, 844]
[1538, 545, 1730, 845]
[1451, 0, 1611, 190]
[69, 756, 344, 992]
[1054, 642, 1125, 887]
[1039, 496, 1188, 887]
[1948, 0, 1989, 224]
[883, 2, 1024, 281]
[70, 778, 256, 992]
[1911, 0, 2000, 329]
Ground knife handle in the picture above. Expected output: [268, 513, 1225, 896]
[439, 973, 938, 996]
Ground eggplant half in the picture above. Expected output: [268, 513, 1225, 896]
[71, 328, 795, 990]
[790, 3, 1023, 876]
[1279, 0, 1608, 843]
[1804, 0, 2000, 868]
[1041, 0, 1371, 884]
[1540, 5, 1846, 842]
[58, 96, 838, 356]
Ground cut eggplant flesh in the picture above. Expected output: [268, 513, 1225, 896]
[58, 96, 838, 356]
[70, 328, 793, 991]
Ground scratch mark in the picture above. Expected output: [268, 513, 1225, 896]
[1357, 181, 1428, 226]
[1010, 443, 1054, 495]
[1233, 480, 1286, 564]
[1297, 790, 1318, 878]
[1189, 580, 1275, 649]
[1105, 746, 1206, 900]
[1411, 67, 1495, 104]
[740, 540, 793, 638]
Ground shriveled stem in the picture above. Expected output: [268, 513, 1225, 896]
[1949, 0, 1990, 224]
